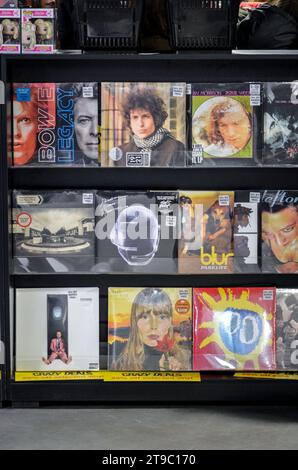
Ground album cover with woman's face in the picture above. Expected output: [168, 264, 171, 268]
[263, 82, 298, 165]
[191, 83, 260, 166]
[12, 190, 96, 273]
[0, 9, 20, 54]
[178, 190, 234, 274]
[108, 287, 192, 371]
[276, 289, 298, 370]
[16, 288, 99, 371]
[193, 287, 276, 371]
[101, 82, 186, 167]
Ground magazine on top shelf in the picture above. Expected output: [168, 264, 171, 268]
[263, 82, 298, 165]
[16, 287, 99, 372]
[12, 190, 96, 273]
[108, 287, 192, 371]
[101, 82, 187, 167]
[193, 287, 276, 371]
[276, 289, 298, 370]
[0, 8, 20, 54]
[190, 82, 262, 166]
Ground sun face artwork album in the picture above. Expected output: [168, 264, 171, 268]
[190, 83, 260, 166]
[22, 9, 55, 54]
[56, 83, 100, 166]
[16, 288, 99, 371]
[108, 287, 192, 371]
[178, 191, 234, 274]
[12, 190, 96, 273]
[263, 82, 298, 165]
[276, 289, 298, 370]
[101, 82, 186, 167]
[193, 287, 276, 371]
[0, 9, 20, 54]
[234, 190, 261, 273]
[261, 190, 298, 274]
[12, 83, 56, 166]
[94, 191, 178, 273]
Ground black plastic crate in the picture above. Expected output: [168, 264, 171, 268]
[167, 0, 241, 50]
[74, 0, 143, 51]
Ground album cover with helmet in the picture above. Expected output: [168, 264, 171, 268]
[12, 190, 96, 273]
[193, 287, 276, 371]
[276, 289, 298, 370]
[101, 82, 186, 167]
[263, 82, 298, 165]
[190, 82, 261, 167]
[94, 191, 178, 273]
[16, 287, 99, 372]
[178, 191, 234, 274]
[108, 287, 192, 371]
[261, 190, 298, 274]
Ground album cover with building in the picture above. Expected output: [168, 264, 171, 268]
[16, 287, 100, 371]
[263, 82, 298, 165]
[0, 9, 20, 54]
[178, 191, 234, 274]
[101, 82, 186, 167]
[12, 190, 96, 273]
[193, 287, 276, 371]
[22, 8, 55, 54]
[94, 191, 179, 273]
[276, 289, 298, 370]
[108, 287, 192, 371]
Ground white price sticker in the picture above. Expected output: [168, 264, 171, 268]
[250, 192, 261, 203]
[166, 215, 177, 227]
[263, 290, 274, 301]
[83, 193, 94, 205]
[219, 195, 230, 206]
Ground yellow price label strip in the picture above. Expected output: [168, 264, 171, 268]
[101, 371, 201, 382]
[15, 371, 105, 382]
[234, 372, 298, 381]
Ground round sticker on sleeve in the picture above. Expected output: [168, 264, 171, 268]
[109, 147, 123, 162]
[175, 299, 190, 314]
[16, 212, 32, 228]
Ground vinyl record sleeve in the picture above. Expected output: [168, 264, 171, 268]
[0, 9, 20, 54]
[22, 9, 55, 54]
[16, 287, 99, 371]
[261, 190, 298, 274]
[12, 83, 56, 166]
[94, 191, 178, 273]
[190, 82, 261, 166]
[178, 190, 234, 274]
[263, 82, 298, 165]
[101, 82, 186, 167]
[276, 289, 298, 370]
[193, 287, 276, 371]
[0, 1, 18, 6]
[56, 82, 100, 166]
[108, 287, 192, 371]
[12, 190, 96, 273]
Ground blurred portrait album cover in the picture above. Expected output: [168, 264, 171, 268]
[94, 191, 178, 274]
[22, 8, 55, 54]
[11, 82, 99, 166]
[108, 287, 192, 371]
[191, 83, 260, 166]
[0, 1, 18, 6]
[179, 191, 234, 274]
[0, 9, 20, 54]
[101, 82, 186, 167]
[276, 289, 298, 370]
[193, 287, 276, 371]
[16, 288, 99, 371]
[263, 82, 298, 165]
[261, 190, 298, 274]
[12, 190, 96, 273]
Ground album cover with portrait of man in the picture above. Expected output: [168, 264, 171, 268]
[263, 82, 298, 165]
[12, 190, 96, 273]
[16, 287, 99, 371]
[193, 287, 276, 371]
[0, 8, 21, 54]
[101, 82, 187, 167]
[190, 83, 261, 166]
[276, 289, 298, 370]
[108, 287, 192, 371]
[178, 191, 234, 274]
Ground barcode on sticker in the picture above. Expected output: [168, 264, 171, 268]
[83, 87, 94, 98]
[263, 290, 273, 301]
[250, 192, 261, 203]
[166, 216, 177, 227]
[172, 86, 184, 97]
[186, 84, 192, 95]
[219, 195, 230, 206]
[83, 193, 94, 204]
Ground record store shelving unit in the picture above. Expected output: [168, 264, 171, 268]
[1, 52, 298, 406]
